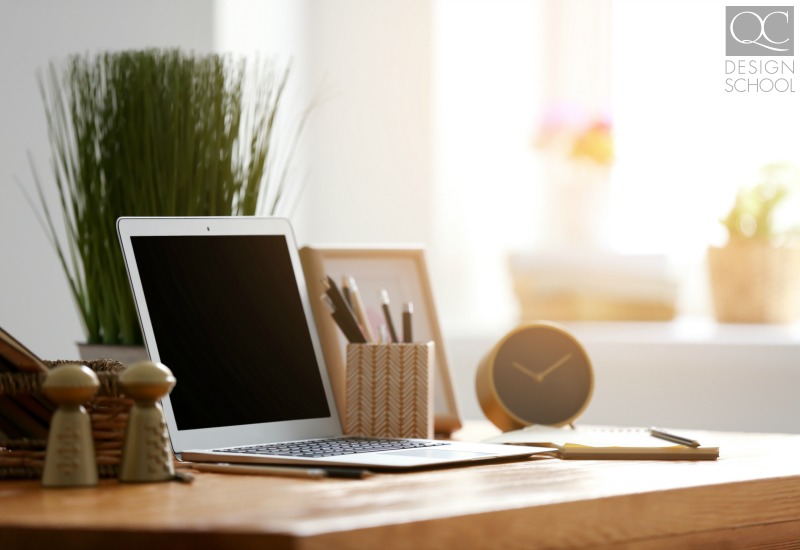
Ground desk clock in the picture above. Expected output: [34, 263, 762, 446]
[475, 322, 594, 432]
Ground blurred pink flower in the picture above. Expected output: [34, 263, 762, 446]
[535, 102, 613, 166]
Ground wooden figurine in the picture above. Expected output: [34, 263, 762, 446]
[41, 363, 100, 488]
[119, 361, 176, 482]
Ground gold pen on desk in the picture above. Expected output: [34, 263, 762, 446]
[649, 427, 701, 448]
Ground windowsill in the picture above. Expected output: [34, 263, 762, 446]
[554, 316, 800, 346]
[445, 315, 800, 346]
[445, 316, 800, 434]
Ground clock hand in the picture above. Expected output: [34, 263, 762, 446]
[511, 361, 539, 383]
[534, 353, 573, 383]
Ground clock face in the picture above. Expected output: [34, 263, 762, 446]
[491, 324, 593, 427]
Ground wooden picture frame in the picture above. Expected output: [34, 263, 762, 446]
[300, 246, 462, 435]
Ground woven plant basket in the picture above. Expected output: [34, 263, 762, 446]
[708, 241, 800, 323]
[0, 359, 132, 479]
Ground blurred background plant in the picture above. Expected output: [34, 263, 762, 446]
[720, 162, 800, 244]
[709, 162, 800, 324]
[29, 49, 310, 346]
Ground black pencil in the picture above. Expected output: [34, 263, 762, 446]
[381, 290, 399, 343]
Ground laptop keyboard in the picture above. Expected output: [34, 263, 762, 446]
[216, 437, 448, 458]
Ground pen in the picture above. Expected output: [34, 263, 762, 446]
[321, 295, 367, 344]
[381, 289, 399, 343]
[322, 277, 367, 343]
[187, 462, 374, 479]
[341, 276, 354, 308]
[649, 427, 700, 448]
[347, 276, 376, 343]
[402, 302, 413, 343]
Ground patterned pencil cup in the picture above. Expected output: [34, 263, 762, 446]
[345, 342, 434, 440]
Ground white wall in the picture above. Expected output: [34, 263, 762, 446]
[214, 0, 434, 251]
[0, 0, 214, 359]
[431, 0, 543, 334]
[295, 0, 433, 247]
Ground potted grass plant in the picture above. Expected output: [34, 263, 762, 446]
[708, 163, 800, 323]
[31, 49, 310, 361]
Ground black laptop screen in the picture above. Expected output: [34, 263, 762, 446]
[131, 235, 331, 431]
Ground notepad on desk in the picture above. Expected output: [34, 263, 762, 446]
[484, 425, 719, 460]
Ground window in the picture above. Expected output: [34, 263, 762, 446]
[215, 0, 800, 331]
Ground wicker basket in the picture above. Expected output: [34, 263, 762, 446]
[0, 359, 132, 479]
[708, 242, 800, 324]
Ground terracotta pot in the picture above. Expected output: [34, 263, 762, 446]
[708, 241, 800, 323]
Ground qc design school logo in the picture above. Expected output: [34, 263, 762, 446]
[726, 6, 793, 56]
[725, 6, 795, 93]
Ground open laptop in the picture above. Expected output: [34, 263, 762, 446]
[117, 216, 546, 469]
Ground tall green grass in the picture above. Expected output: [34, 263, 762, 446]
[32, 49, 307, 345]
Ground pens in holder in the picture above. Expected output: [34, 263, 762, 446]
[322, 276, 367, 344]
[347, 276, 376, 343]
[381, 289, 399, 343]
[402, 302, 413, 343]
[321, 295, 367, 344]
[341, 276, 354, 309]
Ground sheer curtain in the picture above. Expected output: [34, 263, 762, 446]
[430, 0, 545, 334]
[212, 0, 799, 331]
[430, 0, 612, 334]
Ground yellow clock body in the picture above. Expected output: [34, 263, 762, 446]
[476, 322, 594, 432]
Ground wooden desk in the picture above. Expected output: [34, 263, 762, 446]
[2, 426, 800, 549]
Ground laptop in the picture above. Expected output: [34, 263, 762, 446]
[117, 216, 546, 469]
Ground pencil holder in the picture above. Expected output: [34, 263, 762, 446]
[345, 342, 434, 440]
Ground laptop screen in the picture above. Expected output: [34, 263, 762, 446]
[131, 234, 331, 431]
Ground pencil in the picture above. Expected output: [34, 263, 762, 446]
[347, 276, 376, 342]
[322, 277, 367, 343]
[402, 302, 413, 343]
[381, 289, 399, 343]
[649, 427, 700, 448]
[188, 462, 373, 479]
[341, 276, 354, 308]
[320, 294, 367, 344]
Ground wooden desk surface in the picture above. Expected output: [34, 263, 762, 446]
[2, 425, 800, 549]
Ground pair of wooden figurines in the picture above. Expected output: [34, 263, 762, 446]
[41, 361, 176, 487]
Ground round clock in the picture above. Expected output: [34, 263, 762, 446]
[475, 322, 594, 432]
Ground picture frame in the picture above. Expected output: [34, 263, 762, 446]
[300, 245, 462, 435]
